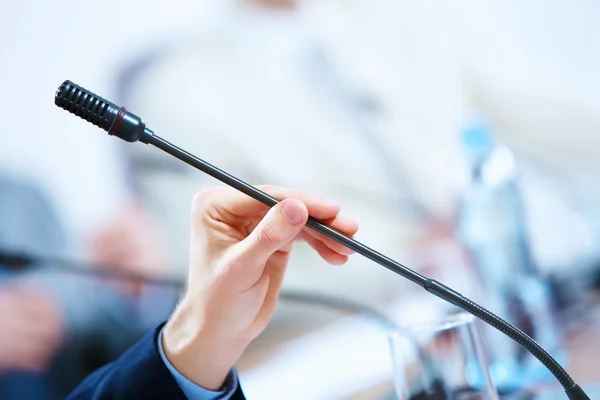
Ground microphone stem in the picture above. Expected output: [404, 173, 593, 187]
[145, 132, 586, 398]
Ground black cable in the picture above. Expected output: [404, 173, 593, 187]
[53, 80, 589, 399]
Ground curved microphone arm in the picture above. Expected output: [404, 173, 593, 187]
[53, 80, 589, 399]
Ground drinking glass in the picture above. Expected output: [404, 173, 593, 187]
[388, 312, 499, 400]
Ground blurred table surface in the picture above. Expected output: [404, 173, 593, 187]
[239, 302, 600, 400]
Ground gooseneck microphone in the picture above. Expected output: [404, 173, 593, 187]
[54, 80, 589, 399]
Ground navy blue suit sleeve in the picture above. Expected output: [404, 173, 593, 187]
[66, 324, 246, 400]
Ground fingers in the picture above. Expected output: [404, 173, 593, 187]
[219, 198, 309, 292]
[251, 254, 290, 332]
[301, 214, 359, 256]
[191, 185, 359, 271]
[301, 232, 349, 266]
[256, 186, 341, 220]
[193, 185, 341, 223]
[235, 199, 309, 267]
[242, 207, 359, 258]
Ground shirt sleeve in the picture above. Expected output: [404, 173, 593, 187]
[157, 328, 239, 400]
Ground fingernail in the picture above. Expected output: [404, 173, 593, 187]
[282, 201, 304, 225]
[325, 199, 339, 208]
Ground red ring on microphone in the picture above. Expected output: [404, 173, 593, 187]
[108, 107, 127, 136]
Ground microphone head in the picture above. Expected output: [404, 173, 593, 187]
[54, 80, 151, 143]
[54, 80, 119, 132]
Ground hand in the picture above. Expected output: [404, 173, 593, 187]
[89, 201, 168, 292]
[0, 287, 64, 372]
[162, 186, 358, 390]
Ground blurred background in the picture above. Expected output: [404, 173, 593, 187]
[1, 0, 600, 398]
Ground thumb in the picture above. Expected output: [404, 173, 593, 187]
[239, 198, 308, 265]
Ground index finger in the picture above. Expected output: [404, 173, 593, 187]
[195, 185, 342, 221]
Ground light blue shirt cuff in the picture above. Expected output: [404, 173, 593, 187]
[158, 328, 239, 400]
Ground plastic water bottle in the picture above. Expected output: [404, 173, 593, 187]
[456, 122, 565, 394]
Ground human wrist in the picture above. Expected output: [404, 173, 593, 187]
[162, 297, 245, 391]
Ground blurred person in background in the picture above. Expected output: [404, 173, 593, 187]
[0, 172, 176, 399]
